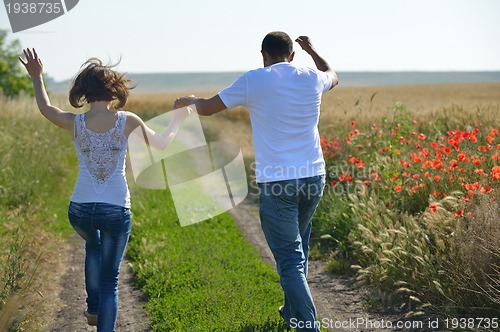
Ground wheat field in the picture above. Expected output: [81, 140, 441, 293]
[126, 83, 500, 158]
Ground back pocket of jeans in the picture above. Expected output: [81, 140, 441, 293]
[104, 208, 131, 234]
[273, 190, 298, 221]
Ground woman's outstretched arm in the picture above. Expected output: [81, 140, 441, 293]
[18, 48, 74, 130]
[125, 107, 192, 150]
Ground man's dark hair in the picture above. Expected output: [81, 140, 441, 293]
[261, 31, 293, 59]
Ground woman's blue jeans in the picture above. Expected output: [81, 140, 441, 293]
[68, 202, 131, 332]
[258, 175, 325, 332]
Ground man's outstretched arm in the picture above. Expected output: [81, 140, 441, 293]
[295, 36, 339, 89]
[174, 94, 227, 116]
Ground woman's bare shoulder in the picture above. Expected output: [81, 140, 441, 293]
[123, 111, 145, 136]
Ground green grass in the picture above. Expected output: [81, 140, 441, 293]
[0, 95, 77, 330]
[127, 187, 288, 331]
[127, 101, 328, 331]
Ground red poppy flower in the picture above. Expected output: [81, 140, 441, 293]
[480, 186, 492, 194]
[491, 166, 500, 180]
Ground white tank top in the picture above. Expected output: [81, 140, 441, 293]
[70, 111, 130, 208]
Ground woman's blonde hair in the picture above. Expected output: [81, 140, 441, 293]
[69, 58, 135, 110]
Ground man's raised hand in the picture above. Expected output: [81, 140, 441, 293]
[295, 36, 315, 54]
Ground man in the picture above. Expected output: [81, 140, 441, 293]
[174, 31, 338, 332]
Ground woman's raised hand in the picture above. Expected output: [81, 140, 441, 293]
[18, 48, 43, 77]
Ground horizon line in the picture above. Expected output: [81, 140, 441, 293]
[49, 70, 500, 83]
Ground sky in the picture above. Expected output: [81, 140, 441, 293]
[1, 0, 500, 81]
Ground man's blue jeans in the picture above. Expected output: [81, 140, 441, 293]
[68, 202, 131, 332]
[258, 175, 325, 332]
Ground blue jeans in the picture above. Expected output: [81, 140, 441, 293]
[68, 202, 132, 332]
[258, 175, 325, 332]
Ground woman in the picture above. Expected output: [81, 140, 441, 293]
[19, 48, 188, 331]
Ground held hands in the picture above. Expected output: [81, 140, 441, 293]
[174, 94, 196, 110]
[171, 94, 195, 124]
[18, 48, 43, 77]
[295, 36, 315, 55]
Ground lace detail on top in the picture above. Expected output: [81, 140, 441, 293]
[73, 111, 128, 194]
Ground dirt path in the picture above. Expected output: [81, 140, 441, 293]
[46, 200, 421, 332]
[48, 234, 150, 332]
[229, 197, 418, 332]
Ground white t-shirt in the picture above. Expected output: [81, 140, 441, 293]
[219, 62, 332, 183]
